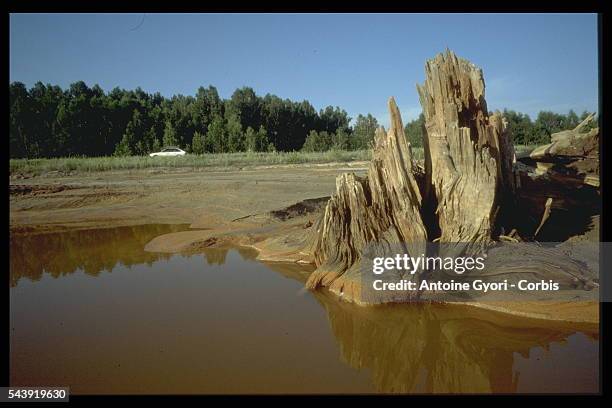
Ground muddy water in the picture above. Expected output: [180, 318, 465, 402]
[10, 225, 599, 394]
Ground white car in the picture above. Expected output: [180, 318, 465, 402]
[149, 147, 186, 157]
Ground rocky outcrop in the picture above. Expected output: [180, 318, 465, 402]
[305, 97, 427, 301]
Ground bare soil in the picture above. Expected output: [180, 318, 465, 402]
[10, 162, 368, 233]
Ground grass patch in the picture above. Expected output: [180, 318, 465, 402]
[9, 145, 535, 176]
[10, 150, 374, 176]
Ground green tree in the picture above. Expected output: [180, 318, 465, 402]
[193, 85, 223, 132]
[566, 109, 580, 129]
[114, 111, 143, 156]
[245, 125, 272, 152]
[331, 127, 350, 150]
[226, 87, 262, 131]
[533, 111, 566, 144]
[152, 138, 161, 153]
[191, 131, 205, 154]
[142, 126, 158, 154]
[114, 134, 132, 156]
[9, 78, 597, 159]
[9, 82, 31, 158]
[163, 120, 179, 147]
[258, 127, 274, 152]
[318, 106, 350, 134]
[301, 130, 318, 152]
[225, 113, 244, 152]
[244, 127, 257, 152]
[302, 130, 332, 152]
[404, 113, 425, 148]
[351, 114, 378, 149]
[204, 115, 226, 153]
[503, 110, 533, 145]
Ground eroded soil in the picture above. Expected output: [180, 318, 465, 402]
[10, 163, 367, 232]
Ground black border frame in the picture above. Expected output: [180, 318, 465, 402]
[4, 2, 608, 401]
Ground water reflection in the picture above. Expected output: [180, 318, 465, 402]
[200, 246, 258, 265]
[9, 224, 192, 286]
[311, 292, 598, 393]
[10, 226, 599, 394]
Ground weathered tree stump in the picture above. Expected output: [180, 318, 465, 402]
[305, 98, 427, 301]
[303, 49, 599, 306]
[514, 114, 600, 240]
[528, 113, 599, 186]
[416, 49, 515, 254]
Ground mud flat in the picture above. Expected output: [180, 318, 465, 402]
[9, 162, 367, 232]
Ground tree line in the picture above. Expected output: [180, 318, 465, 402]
[9, 81, 354, 158]
[501, 109, 595, 145]
[9, 81, 595, 159]
[402, 109, 596, 150]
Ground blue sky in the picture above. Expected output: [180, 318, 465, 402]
[10, 13, 599, 127]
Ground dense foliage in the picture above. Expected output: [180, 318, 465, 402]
[502, 109, 596, 145]
[9, 81, 354, 158]
[402, 110, 597, 150]
[9, 81, 596, 159]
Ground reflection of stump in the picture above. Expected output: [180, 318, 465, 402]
[416, 49, 515, 254]
[312, 291, 598, 393]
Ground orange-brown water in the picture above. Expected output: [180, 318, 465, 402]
[9, 225, 599, 394]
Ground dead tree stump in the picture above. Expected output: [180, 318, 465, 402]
[305, 98, 427, 300]
[303, 50, 597, 305]
[416, 49, 515, 254]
